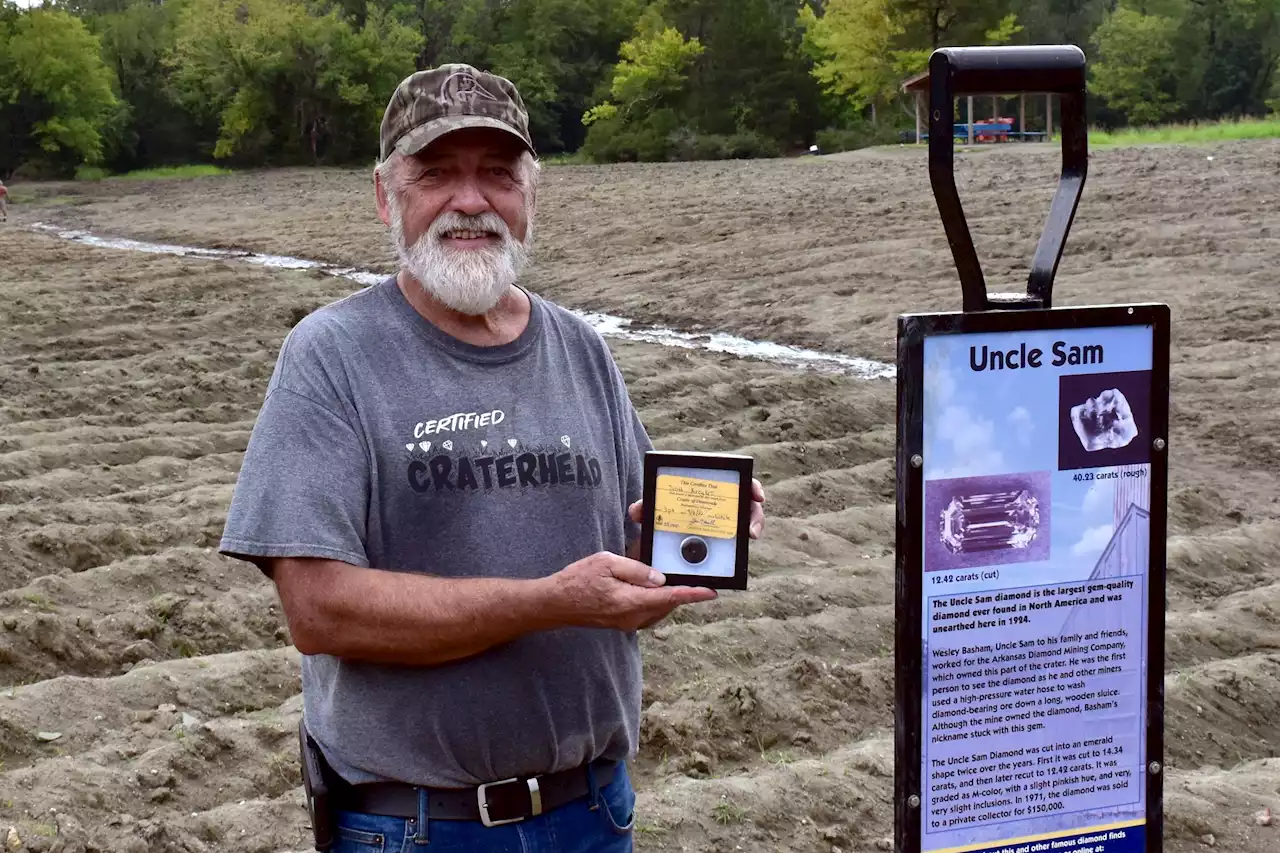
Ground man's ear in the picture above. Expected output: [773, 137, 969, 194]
[374, 166, 392, 227]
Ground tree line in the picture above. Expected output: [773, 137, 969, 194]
[3, 0, 1279, 177]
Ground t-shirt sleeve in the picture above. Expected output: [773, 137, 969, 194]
[624, 405, 653, 545]
[606, 353, 652, 547]
[220, 385, 371, 577]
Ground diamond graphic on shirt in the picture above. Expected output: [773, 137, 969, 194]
[419, 441, 431, 452]
[508, 439, 518, 448]
[480, 440, 488, 449]
[442, 440, 453, 451]
[405, 443, 415, 451]
[561, 435, 571, 448]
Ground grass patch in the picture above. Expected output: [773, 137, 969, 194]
[20, 593, 55, 612]
[114, 164, 232, 180]
[712, 801, 747, 825]
[73, 164, 232, 182]
[74, 165, 109, 181]
[540, 151, 587, 166]
[1090, 116, 1280, 147]
[12, 193, 80, 206]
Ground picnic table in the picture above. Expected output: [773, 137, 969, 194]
[917, 118, 1047, 143]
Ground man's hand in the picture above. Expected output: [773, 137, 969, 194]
[539, 552, 717, 633]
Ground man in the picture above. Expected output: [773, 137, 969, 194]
[219, 64, 766, 853]
[0, 178, 8, 222]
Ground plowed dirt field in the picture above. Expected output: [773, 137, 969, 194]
[1, 140, 1277, 852]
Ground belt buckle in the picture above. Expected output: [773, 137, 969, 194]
[477, 776, 542, 828]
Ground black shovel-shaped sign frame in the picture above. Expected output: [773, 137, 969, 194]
[928, 45, 1088, 312]
[897, 42, 1170, 853]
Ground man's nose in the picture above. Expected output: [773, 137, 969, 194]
[450, 176, 490, 216]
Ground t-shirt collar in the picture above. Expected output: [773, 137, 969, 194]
[380, 274, 543, 364]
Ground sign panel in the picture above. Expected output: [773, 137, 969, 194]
[896, 306, 1169, 853]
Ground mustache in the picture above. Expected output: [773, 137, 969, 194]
[427, 211, 514, 244]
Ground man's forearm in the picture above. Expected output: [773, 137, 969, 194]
[274, 558, 562, 666]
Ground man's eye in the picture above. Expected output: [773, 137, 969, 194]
[422, 167, 443, 179]
[491, 167, 513, 178]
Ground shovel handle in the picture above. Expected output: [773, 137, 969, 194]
[928, 45, 1088, 312]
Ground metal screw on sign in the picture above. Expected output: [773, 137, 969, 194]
[1148, 761, 1162, 775]
[1153, 438, 1166, 451]
[911, 455, 923, 468]
[908, 795, 921, 809]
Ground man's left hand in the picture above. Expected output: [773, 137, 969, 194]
[627, 477, 767, 548]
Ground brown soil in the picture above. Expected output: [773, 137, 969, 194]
[2, 139, 1278, 852]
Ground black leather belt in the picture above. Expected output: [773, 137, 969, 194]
[332, 760, 617, 827]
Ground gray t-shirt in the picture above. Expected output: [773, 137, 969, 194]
[219, 276, 652, 788]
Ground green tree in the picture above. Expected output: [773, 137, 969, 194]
[347, 0, 641, 152]
[581, 8, 704, 159]
[1018, 0, 1111, 50]
[659, 0, 824, 143]
[482, 0, 645, 151]
[169, 0, 419, 163]
[1170, 0, 1280, 118]
[1090, 7, 1182, 124]
[0, 7, 122, 177]
[91, 0, 214, 170]
[892, 0, 1021, 50]
[800, 0, 909, 113]
[584, 13, 704, 122]
[800, 0, 1021, 122]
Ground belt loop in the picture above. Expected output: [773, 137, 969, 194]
[585, 762, 600, 812]
[413, 786, 430, 844]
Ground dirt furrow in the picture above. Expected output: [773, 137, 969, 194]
[0, 554, 283, 685]
[1164, 653, 1280, 769]
[0, 648, 299, 769]
[1166, 521, 1280, 599]
[1164, 758, 1280, 849]
[4, 139, 1280, 853]
[634, 736, 894, 852]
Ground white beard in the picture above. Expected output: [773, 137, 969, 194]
[387, 195, 532, 316]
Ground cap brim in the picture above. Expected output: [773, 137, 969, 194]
[394, 117, 534, 158]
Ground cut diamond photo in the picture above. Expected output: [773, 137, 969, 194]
[940, 489, 1041, 554]
[1070, 388, 1139, 452]
[925, 471, 1051, 571]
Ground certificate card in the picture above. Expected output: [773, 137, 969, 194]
[639, 451, 753, 590]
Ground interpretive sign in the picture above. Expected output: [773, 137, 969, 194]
[895, 305, 1170, 853]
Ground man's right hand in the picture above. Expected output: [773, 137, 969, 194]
[540, 552, 717, 632]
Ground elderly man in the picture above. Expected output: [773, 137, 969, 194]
[219, 64, 765, 853]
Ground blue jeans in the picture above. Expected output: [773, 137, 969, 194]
[332, 762, 635, 853]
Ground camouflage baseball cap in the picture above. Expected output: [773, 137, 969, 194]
[379, 64, 534, 161]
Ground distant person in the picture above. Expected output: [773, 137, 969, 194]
[0, 179, 8, 222]
[219, 63, 766, 853]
